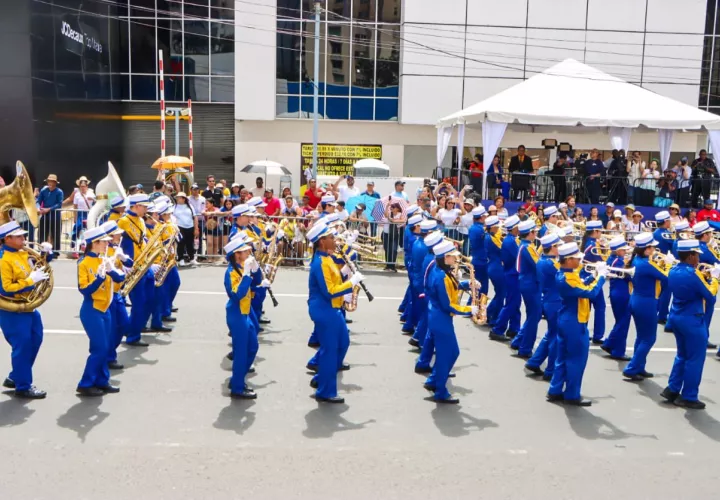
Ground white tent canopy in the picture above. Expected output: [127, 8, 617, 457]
[436, 59, 720, 200]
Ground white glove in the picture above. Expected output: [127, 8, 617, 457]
[663, 252, 676, 265]
[350, 272, 366, 286]
[593, 262, 608, 275]
[39, 242, 53, 253]
[346, 230, 359, 245]
[341, 264, 351, 276]
[711, 267, 720, 280]
[29, 269, 49, 284]
[150, 264, 161, 274]
[277, 230, 285, 240]
[114, 266, 126, 277]
[260, 278, 271, 288]
[471, 305, 480, 317]
[244, 256, 257, 273]
[596, 267, 609, 278]
[96, 265, 106, 279]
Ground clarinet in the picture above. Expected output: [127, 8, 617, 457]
[344, 254, 374, 302]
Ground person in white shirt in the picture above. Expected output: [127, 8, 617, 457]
[174, 192, 200, 266]
[70, 177, 96, 253]
[624, 210, 647, 234]
[188, 183, 207, 257]
[332, 175, 361, 203]
[336, 201, 350, 222]
[621, 204, 636, 226]
[251, 177, 266, 198]
[456, 198, 475, 254]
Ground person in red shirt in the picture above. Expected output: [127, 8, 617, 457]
[469, 154, 484, 193]
[696, 198, 720, 223]
[263, 188, 281, 219]
[522, 192, 538, 213]
[304, 179, 324, 209]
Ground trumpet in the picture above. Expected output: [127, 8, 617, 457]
[583, 261, 636, 279]
[645, 221, 658, 231]
[698, 263, 720, 281]
[661, 231, 677, 240]
[650, 251, 676, 272]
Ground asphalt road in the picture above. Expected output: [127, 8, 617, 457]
[1, 260, 719, 500]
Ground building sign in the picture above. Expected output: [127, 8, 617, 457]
[60, 19, 103, 56]
[300, 143, 382, 177]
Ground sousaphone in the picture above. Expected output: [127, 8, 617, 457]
[87, 161, 126, 229]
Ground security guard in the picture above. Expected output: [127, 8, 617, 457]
[490, 215, 521, 340]
[306, 223, 366, 404]
[413, 230, 445, 374]
[622, 233, 670, 381]
[662, 239, 720, 409]
[399, 205, 421, 322]
[525, 233, 561, 380]
[694, 221, 720, 349]
[0, 221, 52, 399]
[580, 220, 607, 344]
[117, 193, 154, 347]
[484, 215, 505, 335]
[422, 239, 478, 404]
[547, 242, 607, 406]
[600, 237, 633, 361]
[468, 205, 488, 296]
[406, 218, 437, 339]
[511, 219, 541, 358]
[224, 235, 258, 399]
[653, 210, 674, 327]
[77, 227, 125, 396]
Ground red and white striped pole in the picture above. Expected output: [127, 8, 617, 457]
[187, 99, 194, 172]
[159, 49, 166, 158]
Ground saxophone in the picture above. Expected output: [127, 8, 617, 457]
[154, 224, 179, 287]
[264, 224, 284, 284]
[456, 257, 486, 325]
[119, 227, 165, 297]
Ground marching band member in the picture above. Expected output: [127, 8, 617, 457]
[622, 233, 669, 381]
[159, 203, 181, 320]
[412, 230, 444, 373]
[144, 201, 173, 333]
[665, 220, 691, 334]
[99, 221, 132, 371]
[468, 205, 488, 296]
[580, 220, 607, 344]
[318, 194, 338, 218]
[524, 233, 561, 380]
[422, 239, 478, 404]
[511, 219, 541, 358]
[538, 205, 560, 238]
[76, 227, 125, 396]
[229, 203, 252, 240]
[653, 211, 674, 327]
[117, 193, 154, 347]
[224, 235, 258, 399]
[404, 218, 437, 336]
[306, 222, 366, 404]
[104, 196, 127, 223]
[484, 215, 505, 335]
[399, 204, 420, 322]
[599, 237, 633, 361]
[547, 242, 607, 406]
[694, 221, 720, 350]
[662, 239, 720, 409]
[489, 215, 521, 341]
[0, 221, 52, 399]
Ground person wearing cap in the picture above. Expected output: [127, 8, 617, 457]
[318, 193, 337, 219]
[422, 239, 478, 404]
[524, 233, 562, 379]
[37, 174, 65, 251]
[490, 215, 522, 340]
[117, 193, 154, 347]
[696, 197, 720, 227]
[599, 237, 633, 361]
[398, 205, 421, 321]
[105, 196, 128, 224]
[468, 206, 489, 297]
[68, 176, 97, 255]
[263, 188, 281, 218]
[406, 221, 438, 344]
[622, 233, 669, 381]
[547, 242, 607, 406]
[223, 236, 260, 399]
[153, 204, 181, 326]
[331, 174, 361, 203]
[694, 221, 720, 349]
[600, 202, 615, 227]
[557, 202, 569, 222]
[662, 239, 720, 409]
[140, 201, 173, 333]
[306, 223, 366, 404]
[674, 157, 692, 208]
[510, 219, 542, 358]
[606, 209, 624, 232]
[538, 205, 560, 238]
[580, 220, 608, 344]
[484, 215, 505, 333]
[0, 222, 53, 398]
[76, 227, 125, 397]
[174, 192, 200, 266]
[392, 180, 408, 201]
[653, 210, 675, 326]
[414, 231, 446, 372]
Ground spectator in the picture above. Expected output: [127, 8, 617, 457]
[572, 207, 585, 223]
[608, 149, 629, 204]
[304, 179, 324, 208]
[149, 180, 165, 201]
[229, 183, 242, 201]
[622, 204, 636, 225]
[299, 195, 313, 218]
[70, 177, 96, 255]
[691, 149, 718, 208]
[251, 177, 266, 197]
[624, 210, 646, 233]
[469, 154, 484, 194]
[606, 209, 624, 231]
[637, 159, 661, 207]
[362, 180, 381, 199]
[509, 145, 534, 200]
[127, 184, 140, 195]
[588, 206, 600, 222]
[668, 203, 685, 225]
[174, 192, 199, 266]
[202, 175, 223, 206]
[493, 195, 509, 220]
[348, 203, 369, 235]
[281, 196, 301, 217]
[487, 154, 510, 199]
[522, 195, 538, 214]
[280, 187, 298, 209]
[600, 202, 615, 227]
[332, 175, 361, 202]
[586, 149, 604, 204]
[656, 170, 678, 206]
[37, 174, 64, 250]
[336, 201, 349, 221]
[565, 195, 577, 213]
[263, 188, 281, 218]
[696, 198, 720, 223]
[674, 157, 692, 208]
[380, 198, 406, 272]
[437, 197, 463, 229]
[549, 154, 568, 203]
[392, 180, 408, 200]
[487, 205, 498, 218]
[457, 198, 475, 254]
[516, 205, 528, 221]
[629, 151, 645, 200]
[220, 198, 235, 246]
[558, 202, 570, 221]
[202, 198, 223, 259]
[685, 208, 698, 227]
[218, 180, 231, 197]
[240, 188, 250, 203]
[188, 184, 207, 256]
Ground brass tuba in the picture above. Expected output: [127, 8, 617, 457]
[165, 168, 194, 194]
[0, 162, 54, 312]
[87, 161, 126, 229]
[119, 226, 165, 297]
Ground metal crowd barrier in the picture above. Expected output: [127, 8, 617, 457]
[12, 208, 88, 254]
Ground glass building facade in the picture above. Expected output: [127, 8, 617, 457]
[276, 0, 401, 121]
[701, 0, 720, 113]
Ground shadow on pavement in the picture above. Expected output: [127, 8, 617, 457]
[430, 405, 499, 437]
[684, 410, 720, 442]
[56, 398, 110, 442]
[0, 398, 35, 427]
[302, 404, 374, 439]
[563, 406, 658, 441]
[117, 347, 159, 369]
[213, 400, 256, 435]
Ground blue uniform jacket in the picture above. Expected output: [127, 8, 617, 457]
[606, 255, 631, 297]
[557, 269, 606, 324]
[501, 234, 520, 276]
[668, 263, 718, 318]
[517, 239, 540, 290]
[224, 264, 253, 314]
[403, 226, 417, 268]
[308, 251, 353, 310]
[468, 222, 487, 267]
[580, 237, 607, 280]
[653, 228, 674, 255]
[410, 237, 429, 291]
[485, 230, 503, 272]
[699, 241, 720, 266]
[631, 256, 668, 299]
[426, 266, 472, 317]
[537, 255, 561, 304]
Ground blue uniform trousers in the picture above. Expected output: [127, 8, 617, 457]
[424, 312, 459, 401]
[492, 273, 521, 335]
[511, 286, 541, 356]
[410, 292, 428, 343]
[249, 299, 260, 334]
[227, 306, 251, 394]
[163, 267, 180, 317]
[589, 292, 606, 342]
[310, 307, 349, 399]
[487, 265, 505, 324]
[601, 292, 632, 358]
[78, 304, 111, 389]
[624, 295, 658, 375]
[399, 285, 411, 316]
[127, 271, 154, 343]
[476, 263, 489, 297]
[668, 314, 707, 402]
[108, 293, 130, 363]
[0, 310, 43, 392]
[705, 296, 716, 334]
[526, 301, 560, 377]
[548, 319, 590, 401]
[657, 287, 671, 323]
[151, 281, 165, 329]
[403, 284, 420, 332]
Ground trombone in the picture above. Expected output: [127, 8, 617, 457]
[583, 261, 635, 279]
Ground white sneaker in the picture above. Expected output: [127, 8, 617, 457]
[178, 261, 188, 267]
[190, 259, 199, 266]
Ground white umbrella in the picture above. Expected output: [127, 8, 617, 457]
[353, 158, 390, 177]
[242, 160, 292, 177]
